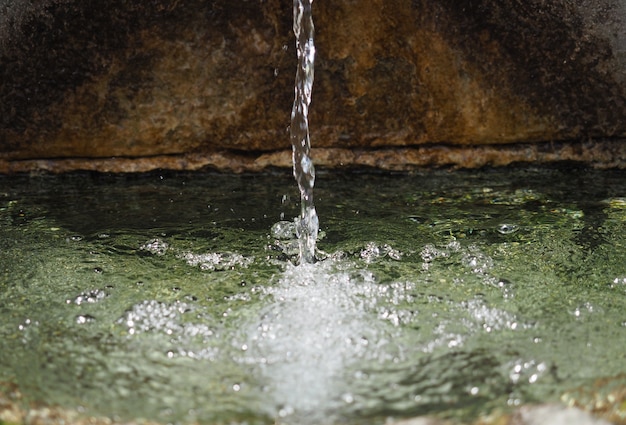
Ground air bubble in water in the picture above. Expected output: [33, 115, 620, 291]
[118, 300, 192, 335]
[68, 288, 108, 305]
[75, 314, 96, 324]
[462, 246, 493, 274]
[18, 318, 34, 331]
[278, 405, 294, 418]
[271, 220, 297, 239]
[360, 242, 402, 263]
[509, 359, 547, 384]
[178, 251, 253, 271]
[496, 278, 516, 299]
[497, 223, 519, 234]
[140, 238, 169, 255]
[610, 277, 626, 289]
[570, 302, 598, 319]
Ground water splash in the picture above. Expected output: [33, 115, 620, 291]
[237, 259, 402, 423]
[290, 0, 318, 263]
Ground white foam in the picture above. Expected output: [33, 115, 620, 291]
[238, 258, 404, 422]
[178, 251, 253, 271]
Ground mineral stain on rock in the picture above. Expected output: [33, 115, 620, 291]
[1, 0, 625, 170]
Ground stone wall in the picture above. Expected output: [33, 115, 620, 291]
[1, 0, 626, 172]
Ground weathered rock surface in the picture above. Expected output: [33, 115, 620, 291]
[1, 0, 626, 172]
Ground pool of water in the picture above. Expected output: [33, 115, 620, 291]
[0, 167, 625, 424]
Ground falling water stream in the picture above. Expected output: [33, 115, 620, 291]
[290, 0, 318, 264]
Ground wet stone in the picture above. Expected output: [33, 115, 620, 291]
[1, 0, 626, 171]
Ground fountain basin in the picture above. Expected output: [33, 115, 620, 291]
[0, 167, 625, 424]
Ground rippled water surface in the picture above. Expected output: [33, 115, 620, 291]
[0, 167, 625, 424]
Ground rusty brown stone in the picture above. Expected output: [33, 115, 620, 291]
[1, 0, 625, 172]
[561, 375, 626, 425]
[1, 378, 623, 425]
[0, 388, 617, 425]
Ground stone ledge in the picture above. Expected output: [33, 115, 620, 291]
[1, 140, 624, 174]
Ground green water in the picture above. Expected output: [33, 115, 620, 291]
[0, 167, 625, 424]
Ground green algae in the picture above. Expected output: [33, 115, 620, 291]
[0, 167, 624, 425]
